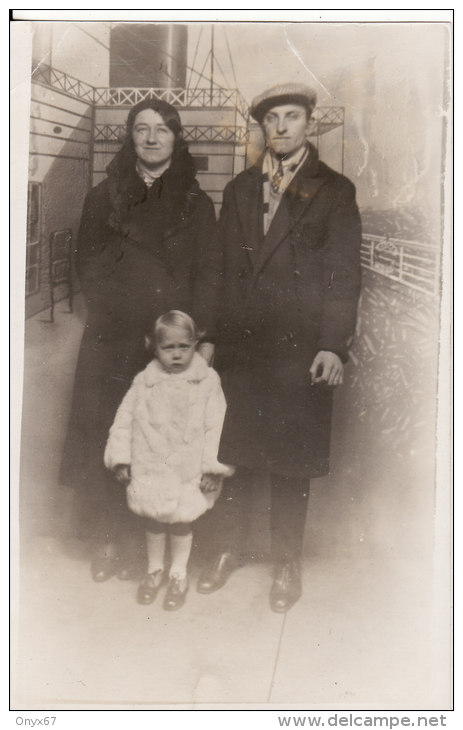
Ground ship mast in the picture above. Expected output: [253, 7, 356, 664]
[210, 25, 215, 100]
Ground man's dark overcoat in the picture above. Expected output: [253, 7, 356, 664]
[215, 143, 362, 479]
[60, 148, 221, 530]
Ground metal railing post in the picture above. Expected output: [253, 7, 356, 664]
[399, 244, 404, 285]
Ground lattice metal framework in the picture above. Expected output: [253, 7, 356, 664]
[310, 106, 344, 136]
[94, 125, 126, 143]
[181, 126, 249, 144]
[361, 233, 441, 297]
[31, 62, 348, 147]
[94, 86, 249, 120]
[94, 123, 248, 145]
[32, 64, 95, 104]
[32, 64, 248, 121]
[32, 64, 345, 135]
[93, 87, 185, 107]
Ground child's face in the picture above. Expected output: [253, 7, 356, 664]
[155, 326, 196, 374]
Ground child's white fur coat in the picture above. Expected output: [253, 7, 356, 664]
[104, 353, 233, 523]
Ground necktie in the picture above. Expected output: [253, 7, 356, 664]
[271, 158, 284, 194]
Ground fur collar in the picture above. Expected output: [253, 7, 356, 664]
[105, 142, 199, 234]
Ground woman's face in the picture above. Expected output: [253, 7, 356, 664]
[132, 109, 176, 171]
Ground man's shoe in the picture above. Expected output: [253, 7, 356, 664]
[163, 575, 188, 611]
[269, 560, 302, 613]
[136, 570, 164, 605]
[197, 551, 239, 594]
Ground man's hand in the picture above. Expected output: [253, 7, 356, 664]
[114, 464, 131, 486]
[200, 473, 222, 493]
[309, 351, 344, 386]
[197, 342, 215, 366]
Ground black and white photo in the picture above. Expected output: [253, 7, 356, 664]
[11, 10, 453, 717]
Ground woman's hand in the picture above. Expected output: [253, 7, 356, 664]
[114, 464, 131, 486]
[309, 351, 344, 386]
[198, 342, 215, 366]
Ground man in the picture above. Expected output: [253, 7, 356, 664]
[197, 83, 362, 612]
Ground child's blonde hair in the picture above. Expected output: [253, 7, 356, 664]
[152, 310, 203, 344]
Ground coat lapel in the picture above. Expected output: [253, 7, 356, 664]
[252, 145, 327, 277]
[234, 165, 263, 269]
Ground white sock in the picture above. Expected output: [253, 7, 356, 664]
[169, 532, 193, 580]
[146, 531, 166, 574]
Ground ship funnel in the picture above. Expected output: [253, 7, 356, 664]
[110, 23, 187, 88]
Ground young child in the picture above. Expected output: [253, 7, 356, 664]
[104, 310, 233, 611]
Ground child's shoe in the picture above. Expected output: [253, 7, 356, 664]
[163, 574, 188, 611]
[136, 569, 164, 605]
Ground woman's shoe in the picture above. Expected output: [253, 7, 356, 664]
[117, 563, 138, 581]
[91, 556, 119, 582]
[136, 570, 164, 605]
[163, 574, 188, 611]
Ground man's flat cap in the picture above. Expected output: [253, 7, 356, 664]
[250, 83, 317, 123]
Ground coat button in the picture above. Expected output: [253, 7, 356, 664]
[242, 328, 252, 339]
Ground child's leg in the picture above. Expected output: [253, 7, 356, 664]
[145, 519, 167, 574]
[163, 522, 192, 611]
[168, 522, 193, 580]
[137, 519, 167, 605]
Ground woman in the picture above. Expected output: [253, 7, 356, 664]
[60, 98, 221, 581]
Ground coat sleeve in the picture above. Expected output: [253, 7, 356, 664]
[74, 184, 115, 301]
[190, 194, 223, 342]
[104, 376, 139, 470]
[316, 178, 362, 362]
[75, 189, 103, 296]
[201, 372, 235, 477]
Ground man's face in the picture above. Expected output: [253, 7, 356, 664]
[262, 103, 310, 157]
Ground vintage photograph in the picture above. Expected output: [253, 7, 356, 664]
[11, 12, 452, 711]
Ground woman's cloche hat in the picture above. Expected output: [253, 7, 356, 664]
[250, 83, 317, 123]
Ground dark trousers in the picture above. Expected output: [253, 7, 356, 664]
[211, 467, 310, 563]
[70, 474, 138, 547]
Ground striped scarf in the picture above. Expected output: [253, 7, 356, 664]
[262, 144, 309, 235]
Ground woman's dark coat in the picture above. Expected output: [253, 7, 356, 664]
[60, 149, 221, 522]
[215, 143, 362, 478]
